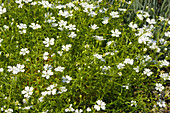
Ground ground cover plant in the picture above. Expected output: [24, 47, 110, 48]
[0, 0, 170, 112]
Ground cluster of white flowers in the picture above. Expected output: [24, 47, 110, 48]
[159, 59, 169, 67]
[58, 10, 73, 18]
[7, 64, 25, 74]
[159, 72, 170, 81]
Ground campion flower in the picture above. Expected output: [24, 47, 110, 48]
[43, 37, 55, 47]
[90, 24, 99, 30]
[16, 64, 25, 72]
[93, 36, 106, 41]
[54, 66, 65, 72]
[143, 68, 153, 76]
[21, 86, 34, 98]
[110, 11, 119, 18]
[46, 84, 57, 95]
[58, 20, 67, 27]
[62, 75, 72, 83]
[20, 48, 29, 56]
[42, 70, 54, 79]
[94, 100, 106, 111]
[146, 18, 156, 24]
[17, 23, 27, 29]
[165, 31, 170, 37]
[131, 100, 137, 107]
[62, 44, 71, 51]
[7, 66, 19, 74]
[65, 104, 75, 112]
[133, 66, 139, 73]
[155, 83, 164, 92]
[0, 6, 6, 15]
[157, 100, 166, 108]
[43, 64, 53, 70]
[43, 52, 49, 60]
[117, 63, 125, 69]
[159, 60, 169, 67]
[124, 58, 134, 65]
[159, 73, 170, 81]
[57, 51, 63, 56]
[111, 29, 121, 37]
[69, 32, 77, 38]
[29, 23, 41, 29]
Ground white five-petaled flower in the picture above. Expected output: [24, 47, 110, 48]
[102, 17, 109, 24]
[111, 29, 121, 37]
[46, 84, 57, 95]
[0, 68, 3, 72]
[17, 23, 27, 29]
[110, 11, 119, 18]
[75, 109, 83, 113]
[90, 24, 99, 30]
[94, 100, 106, 111]
[57, 51, 63, 56]
[128, 22, 138, 29]
[155, 83, 164, 92]
[86, 107, 91, 112]
[133, 66, 139, 73]
[131, 100, 137, 107]
[0, 6, 6, 15]
[143, 68, 153, 76]
[69, 32, 77, 38]
[54, 66, 65, 72]
[165, 31, 170, 37]
[4, 108, 13, 113]
[43, 37, 55, 47]
[43, 52, 49, 60]
[146, 18, 156, 24]
[65, 104, 75, 112]
[157, 100, 166, 108]
[62, 44, 71, 51]
[29, 23, 41, 29]
[7, 66, 19, 74]
[117, 63, 125, 69]
[16, 64, 25, 72]
[124, 58, 134, 65]
[21, 86, 34, 98]
[20, 48, 29, 55]
[42, 70, 53, 79]
[62, 75, 72, 83]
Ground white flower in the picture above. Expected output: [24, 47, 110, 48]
[62, 75, 72, 83]
[54, 66, 65, 72]
[58, 86, 67, 94]
[111, 29, 121, 37]
[43, 37, 55, 47]
[131, 100, 137, 107]
[122, 83, 129, 89]
[146, 18, 156, 24]
[69, 32, 77, 38]
[129, 22, 138, 29]
[23, 0, 32, 3]
[0, 6, 6, 15]
[159, 73, 169, 81]
[75, 109, 83, 113]
[7, 66, 19, 74]
[29, 23, 41, 29]
[65, 104, 75, 112]
[43, 52, 49, 60]
[62, 44, 71, 51]
[19, 29, 26, 34]
[165, 31, 170, 37]
[42, 70, 53, 79]
[17, 23, 27, 29]
[21, 86, 34, 98]
[93, 36, 106, 41]
[58, 20, 67, 27]
[86, 107, 91, 112]
[46, 85, 57, 95]
[102, 17, 109, 24]
[57, 51, 63, 56]
[5, 108, 13, 113]
[110, 11, 119, 18]
[117, 63, 125, 69]
[90, 24, 99, 30]
[155, 83, 164, 92]
[16, 64, 25, 72]
[133, 66, 139, 73]
[94, 100, 106, 111]
[0, 68, 3, 72]
[66, 24, 76, 30]
[20, 48, 29, 55]
[43, 64, 53, 70]
[124, 58, 134, 65]
[31, 2, 37, 5]
[157, 100, 166, 108]
[143, 68, 152, 76]
[107, 41, 114, 46]
[159, 60, 169, 67]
